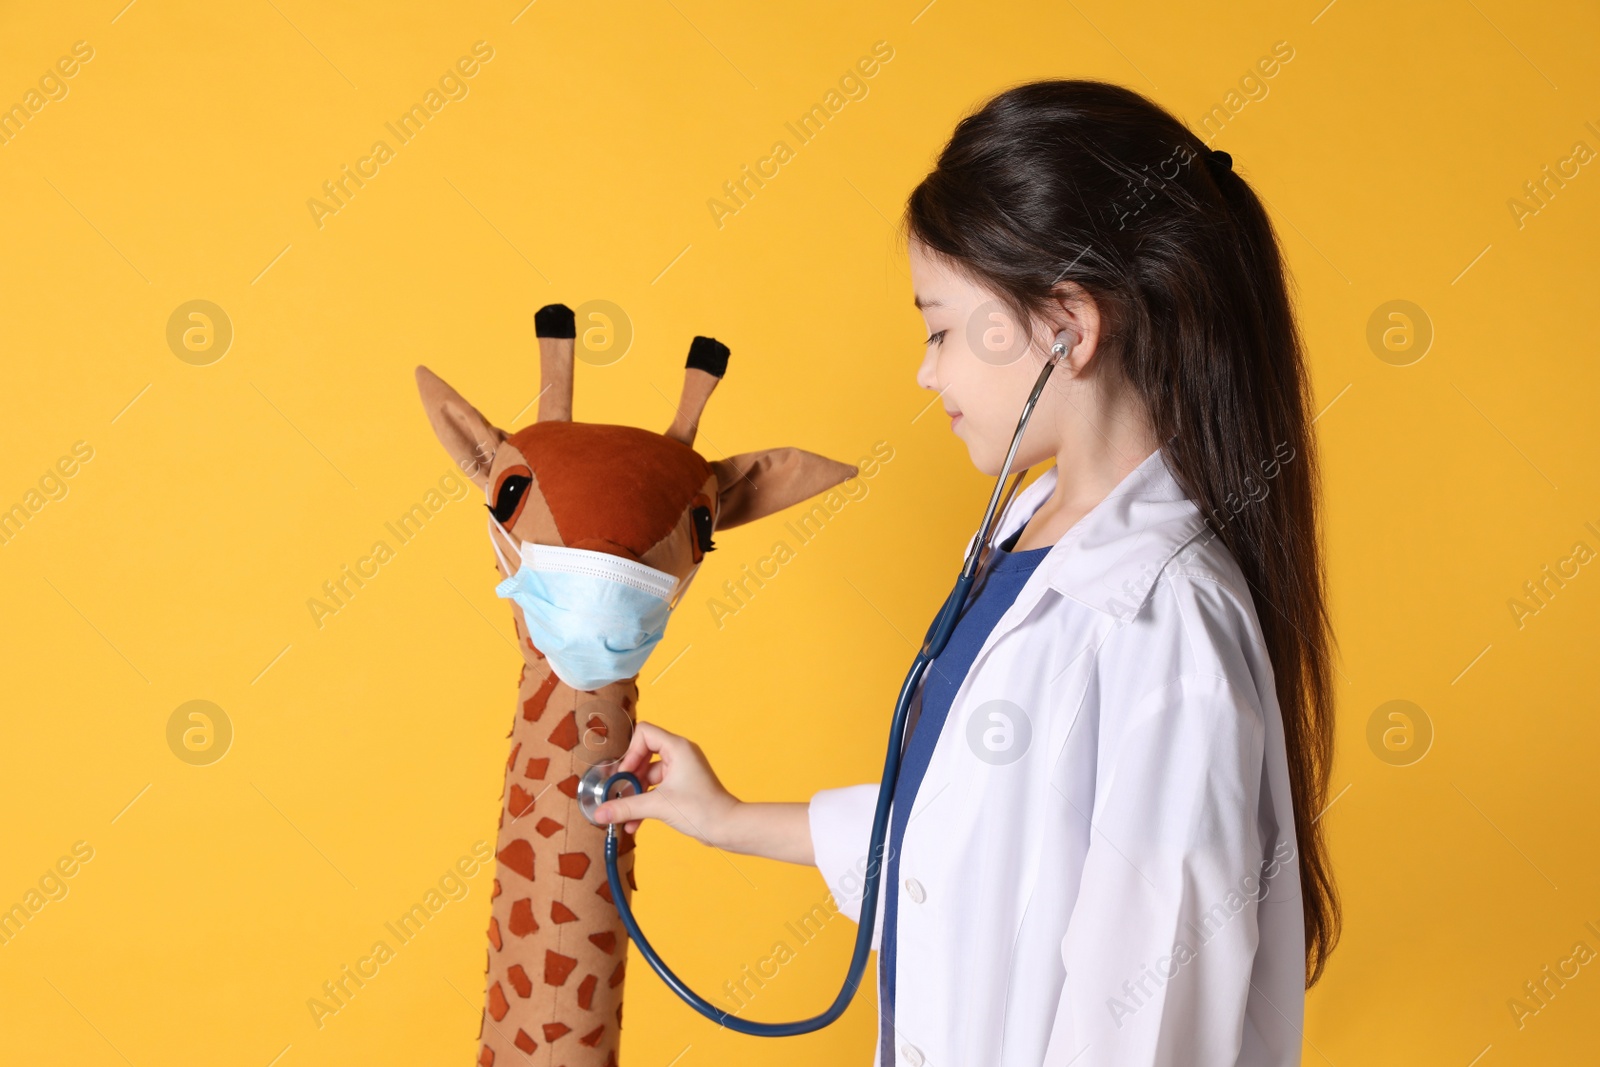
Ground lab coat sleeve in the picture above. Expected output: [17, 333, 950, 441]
[807, 783, 886, 954]
[1043, 670, 1268, 1066]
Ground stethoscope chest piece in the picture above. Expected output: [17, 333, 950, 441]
[578, 758, 640, 827]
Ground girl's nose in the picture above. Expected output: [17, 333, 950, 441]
[915, 346, 940, 392]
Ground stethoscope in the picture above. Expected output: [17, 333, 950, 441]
[575, 327, 1079, 1035]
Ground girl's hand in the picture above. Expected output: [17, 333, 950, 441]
[592, 721, 740, 846]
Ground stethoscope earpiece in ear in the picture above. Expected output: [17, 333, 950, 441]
[1050, 328, 1080, 366]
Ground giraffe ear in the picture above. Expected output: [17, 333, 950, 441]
[415, 365, 507, 489]
[710, 447, 859, 530]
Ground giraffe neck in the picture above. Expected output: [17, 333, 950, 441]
[480, 612, 641, 1065]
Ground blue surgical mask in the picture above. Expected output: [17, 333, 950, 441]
[485, 505, 698, 691]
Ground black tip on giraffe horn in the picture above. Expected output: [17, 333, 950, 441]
[535, 304, 575, 339]
[686, 336, 730, 379]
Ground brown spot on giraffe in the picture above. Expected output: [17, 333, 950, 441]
[523, 673, 558, 721]
[415, 305, 857, 1065]
[546, 949, 579, 986]
[509, 898, 539, 937]
[487, 981, 509, 1022]
[507, 964, 533, 998]
[508, 784, 536, 818]
[547, 710, 580, 750]
[496, 839, 535, 882]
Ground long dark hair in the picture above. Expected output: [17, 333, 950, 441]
[901, 79, 1340, 986]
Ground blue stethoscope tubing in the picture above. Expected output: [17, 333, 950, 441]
[598, 336, 1072, 1035]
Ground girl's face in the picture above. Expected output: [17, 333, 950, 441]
[910, 240, 1077, 477]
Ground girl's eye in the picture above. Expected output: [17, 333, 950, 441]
[924, 330, 946, 347]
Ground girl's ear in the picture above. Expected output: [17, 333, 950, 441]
[710, 447, 859, 530]
[415, 365, 506, 489]
[1041, 281, 1102, 372]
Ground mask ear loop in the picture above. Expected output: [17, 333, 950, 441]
[667, 560, 701, 611]
[483, 483, 522, 579]
[486, 514, 523, 580]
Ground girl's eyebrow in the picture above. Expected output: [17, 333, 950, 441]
[913, 294, 946, 309]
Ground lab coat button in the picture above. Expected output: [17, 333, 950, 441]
[900, 1041, 925, 1065]
[904, 877, 925, 903]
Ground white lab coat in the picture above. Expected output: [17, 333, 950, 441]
[808, 447, 1306, 1067]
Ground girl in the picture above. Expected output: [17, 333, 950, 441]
[594, 79, 1339, 1066]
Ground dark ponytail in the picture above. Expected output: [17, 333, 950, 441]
[901, 79, 1340, 986]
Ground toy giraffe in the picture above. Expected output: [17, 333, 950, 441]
[415, 303, 858, 1066]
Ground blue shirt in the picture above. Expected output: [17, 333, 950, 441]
[879, 526, 1052, 1064]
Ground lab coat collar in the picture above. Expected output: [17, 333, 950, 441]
[974, 446, 1212, 620]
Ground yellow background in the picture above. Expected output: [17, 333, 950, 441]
[2, 1, 1597, 1064]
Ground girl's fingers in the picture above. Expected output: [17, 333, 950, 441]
[598, 722, 699, 835]
[595, 787, 648, 825]
[615, 728, 644, 775]
[618, 720, 684, 775]
[616, 721, 658, 775]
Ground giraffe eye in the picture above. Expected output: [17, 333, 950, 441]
[692, 504, 716, 554]
[490, 470, 532, 526]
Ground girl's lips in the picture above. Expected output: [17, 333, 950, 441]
[950, 411, 963, 426]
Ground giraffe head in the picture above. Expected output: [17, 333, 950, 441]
[415, 303, 859, 674]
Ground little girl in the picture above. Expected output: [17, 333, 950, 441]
[595, 79, 1338, 1067]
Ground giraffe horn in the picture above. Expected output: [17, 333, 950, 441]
[534, 303, 576, 422]
[664, 336, 730, 447]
